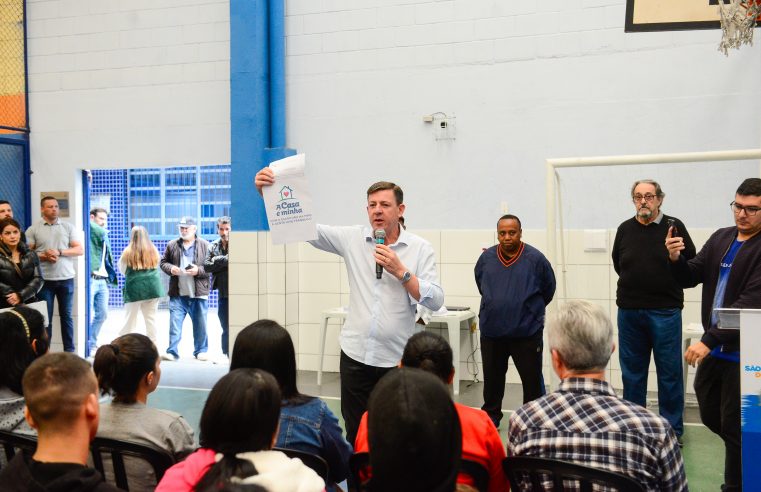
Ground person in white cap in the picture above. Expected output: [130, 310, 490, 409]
[159, 216, 210, 361]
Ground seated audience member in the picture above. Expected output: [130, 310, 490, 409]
[354, 332, 508, 492]
[0, 352, 120, 491]
[0, 306, 48, 435]
[93, 333, 195, 489]
[156, 368, 324, 492]
[230, 320, 352, 488]
[507, 300, 687, 491]
[364, 368, 462, 492]
[0, 218, 43, 308]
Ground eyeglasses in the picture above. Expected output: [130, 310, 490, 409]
[632, 194, 657, 203]
[731, 202, 761, 216]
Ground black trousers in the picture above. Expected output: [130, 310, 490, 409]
[481, 331, 545, 427]
[694, 355, 741, 491]
[340, 351, 394, 447]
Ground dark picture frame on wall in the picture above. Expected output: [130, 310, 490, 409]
[625, 0, 761, 32]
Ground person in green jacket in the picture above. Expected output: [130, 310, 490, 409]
[118, 226, 165, 343]
[89, 208, 117, 355]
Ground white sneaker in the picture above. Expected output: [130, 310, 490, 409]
[161, 353, 178, 362]
[195, 352, 210, 361]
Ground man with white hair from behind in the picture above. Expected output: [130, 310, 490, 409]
[507, 300, 687, 491]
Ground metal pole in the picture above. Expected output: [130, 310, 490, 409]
[548, 149, 761, 169]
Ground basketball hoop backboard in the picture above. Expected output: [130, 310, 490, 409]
[625, 0, 761, 32]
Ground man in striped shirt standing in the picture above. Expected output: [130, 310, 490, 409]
[508, 300, 687, 491]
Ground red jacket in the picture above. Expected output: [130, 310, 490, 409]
[354, 403, 509, 492]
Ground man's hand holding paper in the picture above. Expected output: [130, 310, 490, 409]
[255, 154, 318, 245]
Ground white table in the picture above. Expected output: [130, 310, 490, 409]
[318, 307, 478, 395]
[682, 322, 705, 404]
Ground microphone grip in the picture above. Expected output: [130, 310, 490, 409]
[374, 232, 385, 280]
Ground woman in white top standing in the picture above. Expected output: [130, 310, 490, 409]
[119, 226, 164, 342]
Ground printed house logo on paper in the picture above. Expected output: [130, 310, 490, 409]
[275, 185, 303, 217]
[279, 186, 294, 201]
[262, 153, 316, 244]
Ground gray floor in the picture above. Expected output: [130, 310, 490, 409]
[157, 359, 527, 406]
[156, 360, 703, 425]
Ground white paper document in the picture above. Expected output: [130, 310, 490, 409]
[262, 153, 318, 245]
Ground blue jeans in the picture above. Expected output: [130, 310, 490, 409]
[167, 296, 208, 357]
[38, 279, 75, 352]
[618, 307, 684, 436]
[217, 296, 229, 355]
[88, 278, 109, 353]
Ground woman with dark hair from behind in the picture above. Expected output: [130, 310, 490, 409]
[365, 367, 462, 492]
[93, 333, 195, 489]
[0, 218, 43, 308]
[156, 368, 324, 492]
[230, 320, 352, 489]
[0, 306, 47, 435]
[354, 331, 509, 492]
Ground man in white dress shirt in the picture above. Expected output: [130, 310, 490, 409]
[256, 170, 444, 444]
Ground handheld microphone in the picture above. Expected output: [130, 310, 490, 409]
[374, 229, 386, 279]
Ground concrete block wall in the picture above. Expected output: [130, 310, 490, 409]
[282, 0, 759, 232]
[26, 0, 230, 173]
[228, 227, 713, 394]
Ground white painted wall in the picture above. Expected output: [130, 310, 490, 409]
[26, 0, 230, 180]
[25, 0, 760, 234]
[284, 0, 761, 231]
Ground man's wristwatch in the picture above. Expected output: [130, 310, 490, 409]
[58, 249, 64, 257]
[400, 271, 412, 284]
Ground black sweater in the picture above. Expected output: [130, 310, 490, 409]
[0, 453, 121, 492]
[612, 215, 696, 309]
[670, 226, 761, 351]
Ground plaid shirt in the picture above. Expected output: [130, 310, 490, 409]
[508, 378, 688, 492]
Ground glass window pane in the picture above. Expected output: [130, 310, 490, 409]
[129, 190, 160, 203]
[129, 172, 160, 188]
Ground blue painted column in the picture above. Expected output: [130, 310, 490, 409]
[268, 0, 286, 149]
[230, 0, 296, 231]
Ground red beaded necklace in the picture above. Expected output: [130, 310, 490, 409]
[497, 242, 524, 268]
